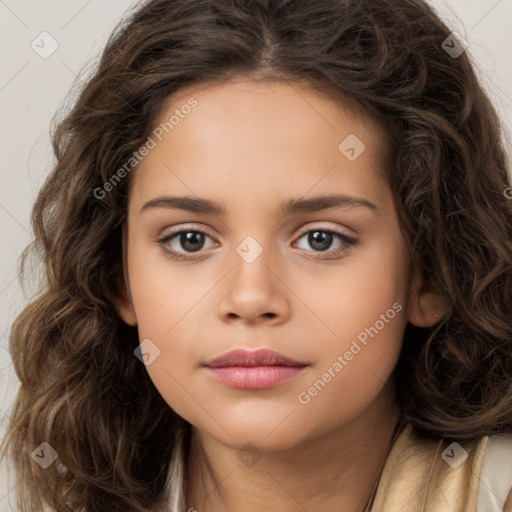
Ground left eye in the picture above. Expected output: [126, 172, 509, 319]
[157, 228, 357, 260]
[294, 229, 357, 257]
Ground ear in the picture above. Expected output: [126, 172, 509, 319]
[111, 272, 137, 327]
[406, 266, 447, 328]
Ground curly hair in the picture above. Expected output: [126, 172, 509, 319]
[1, 0, 511, 510]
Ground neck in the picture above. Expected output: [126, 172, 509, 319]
[185, 384, 401, 512]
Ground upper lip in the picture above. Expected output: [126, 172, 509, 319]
[204, 348, 307, 368]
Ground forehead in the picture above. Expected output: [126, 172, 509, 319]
[129, 78, 392, 212]
[156, 77, 386, 142]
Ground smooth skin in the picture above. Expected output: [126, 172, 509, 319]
[114, 77, 446, 512]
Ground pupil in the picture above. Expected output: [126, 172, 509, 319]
[182, 232, 204, 252]
[309, 231, 332, 251]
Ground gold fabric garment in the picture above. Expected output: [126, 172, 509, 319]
[371, 423, 490, 511]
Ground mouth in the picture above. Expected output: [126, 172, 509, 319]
[203, 348, 309, 390]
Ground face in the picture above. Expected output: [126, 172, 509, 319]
[115, 78, 439, 451]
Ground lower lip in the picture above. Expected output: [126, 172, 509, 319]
[206, 365, 306, 389]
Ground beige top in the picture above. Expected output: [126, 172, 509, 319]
[371, 423, 512, 511]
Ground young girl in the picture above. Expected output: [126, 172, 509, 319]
[2, 0, 512, 511]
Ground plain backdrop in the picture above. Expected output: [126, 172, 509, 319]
[1, 0, 511, 509]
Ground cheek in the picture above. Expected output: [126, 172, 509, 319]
[296, 227, 409, 343]
[126, 242, 201, 402]
[130, 273, 208, 426]
[290, 256, 408, 438]
[128, 234, 208, 336]
[299, 229, 410, 390]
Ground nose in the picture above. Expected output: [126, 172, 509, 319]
[216, 243, 291, 326]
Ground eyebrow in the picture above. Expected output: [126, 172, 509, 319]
[140, 193, 379, 217]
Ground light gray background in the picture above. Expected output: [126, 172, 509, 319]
[1, 0, 511, 509]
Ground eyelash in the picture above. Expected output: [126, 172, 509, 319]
[156, 226, 358, 261]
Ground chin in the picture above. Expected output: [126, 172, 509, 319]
[200, 419, 311, 453]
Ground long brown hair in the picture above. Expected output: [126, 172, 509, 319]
[2, 0, 511, 510]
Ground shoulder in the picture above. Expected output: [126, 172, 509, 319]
[372, 423, 512, 512]
[477, 432, 512, 512]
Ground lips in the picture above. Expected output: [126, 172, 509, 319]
[203, 348, 309, 390]
[204, 348, 307, 368]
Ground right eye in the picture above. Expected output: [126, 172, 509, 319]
[156, 229, 218, 260]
